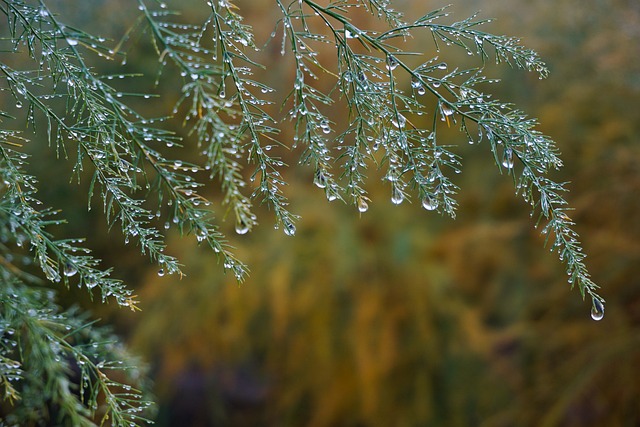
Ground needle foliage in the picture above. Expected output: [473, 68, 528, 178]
[0, 0, 603, 425]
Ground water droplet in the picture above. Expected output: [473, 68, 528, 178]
[357, 197, 369, 213]
[422, 196, 438, 211]
[437, 62, 447, 70]
[66, 38, 78, 46]
[43, 263, 59, 282]
[386, 55, 398, 71]
[283, 219, 296, 236]
[15, 101, 23, 109]
[391, 187, 404, 205]
[63, 262, 78, 277]
[591, 298, 604, 321]
[391, 114, 406, 129]
[502, 148, 514, 169]
[85, 277, 98, 289]
[411, 77, 422, 89]
[235, 218, 250, 235]
[417, 86, 426, 95]
[157, 268, 165, 277]
[313, 170, 327, 188]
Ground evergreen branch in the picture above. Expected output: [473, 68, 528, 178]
[0, 130, 136, 307]
[299, 0, 600, 308]
[0, 277, 152, 426]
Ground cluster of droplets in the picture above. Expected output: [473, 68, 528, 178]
[411, 77, 426, 96]
[319, 119, 331, 134]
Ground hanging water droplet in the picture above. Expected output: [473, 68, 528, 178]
[85, 277, 98, 289]
[591, 298, 604, 321]
[15, 101, 23, 109]
[386, 55, 398, 71]
[437, 62, 447, 70]
[313, 170, 327, 188]
[283, 219, 296, 236]
[391, 114, 406, 129]
[411, 77, 422, 89]
[235, 218, 250, 235]
[422, 195, 438, 211]
[66, 38, 78, 46]
[157, 268, 165, 277]
[357, 197, 369, 213]
[417, 85, 426, 96]
[391, 187, 404, 205]
[63, 262, 78, 277]
[502, 148, 514, 169]
[43, 263, 59, 282]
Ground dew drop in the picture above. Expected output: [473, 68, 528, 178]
[357, 197, 369, 213]
[391, 187, 404, 205]
[15, 101, 23, 109]
[283, 219, 296, 236]
[386, 55, 398, 71]
[417, 86, 426, 96]
[591, 298, 604, 321]
[235, 218, 250, 235]
[157, 268, 165, 277]
[66, 38, 78, 46]
[63, 262, 78, 277]
[391, 114, 406, 129]
[502, 148, 514, 169]
[85, 277, 98, 289]
[313, 170, 327, 188]
[422, 196, 438, 211]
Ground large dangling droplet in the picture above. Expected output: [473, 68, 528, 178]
[590, 298, 605, 321]
[283, 219, 296, 236]
[502, 147, 514, 169]
[391, 186, 404, 205]
[357, 197, 369, 213]
[313, 170, 327, 189]
[85, 277, 98, 289]
[235, 218, 250, 235]
[422, 195, 438, 211]
[63, 262, 78, 277]
[386, 55, 398, 71]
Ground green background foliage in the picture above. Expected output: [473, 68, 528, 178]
[2, 0, 639, 425]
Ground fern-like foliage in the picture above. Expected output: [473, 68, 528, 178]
[0, 0, 604, 424]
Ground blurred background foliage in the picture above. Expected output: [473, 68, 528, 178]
[3, 0, 640, 425]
